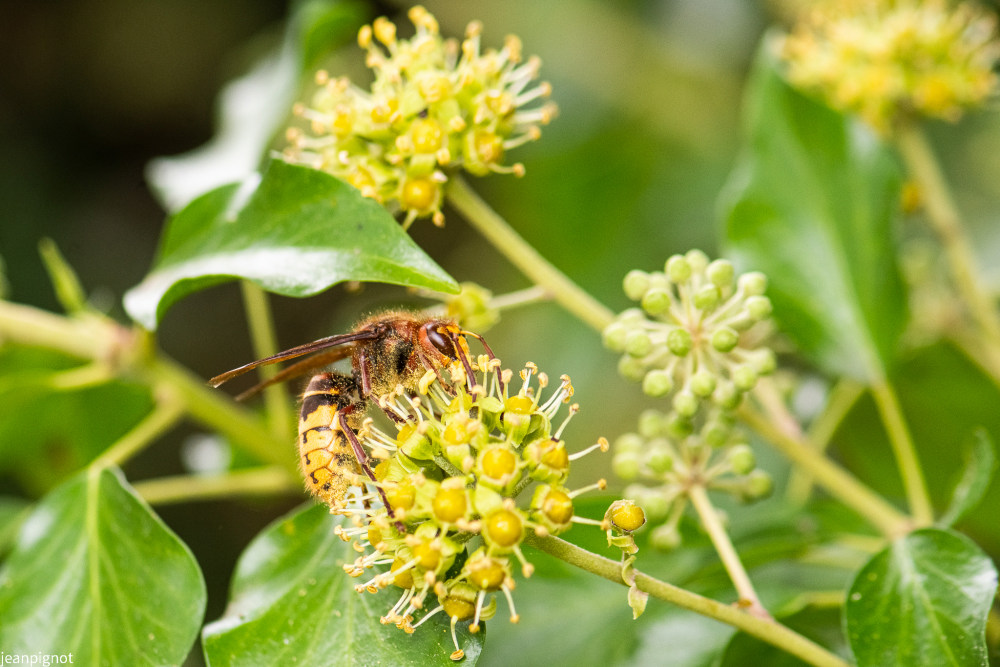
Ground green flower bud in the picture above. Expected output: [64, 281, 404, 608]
[739, 271, 768, 296]
[665, 411, 694, 438]
[614, 432, 645, 454]
[612, 451, 641, 480]
[666, 255, 692, 283]
[637, 409, 667, 439]
[642, 369, 674, 397]
[727, 444, 756, 475]
[672, 389, 699, 418]
[650, 523, 682, 551]
[618, 356, 647, 382]
[647, 440, 674, 474]
[710, 327, 739, 352]
[701, 420, 731, 448]
[749, 348, 777, 376]
[693, 285, 721, 311]
[744, 469, 773, 500]
[602, 321, 629, 352]
[745, 295, 773, 320]
[689, 370, 717, 398]
[667, 328, 693, 356]
[732, 364, 759, 392]
[685, 249, 709, 273]
[706, 259, 735, 288]
[617, 308, 647, 325]
[713, 380, 741, 410]
[624, 330, 653, 358]
[641, 287, 672, 315]
[637, 490, 672, 522]
[623, 270, 651, 301]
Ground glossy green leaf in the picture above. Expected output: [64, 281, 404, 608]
[0, 467, 206, 665]
[147, 0, 365, 211]
[720, 42, 906, 381]
[126, 159, 458, 329]
[844, 527, 997, 667]
[202, 503, 485, 666]
[938, 430, 996, 528]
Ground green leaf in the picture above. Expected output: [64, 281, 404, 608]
[126, 159, 458, 329]
[844, 527, 997, 667]
[938, 430, 997, 528]
[147, 0, 366, 211]
[202, 503, 485, 666]
[0, 467, 206, 665]
[720, 40, 906, 381]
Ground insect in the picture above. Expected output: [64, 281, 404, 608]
[209, 311, 495, 511]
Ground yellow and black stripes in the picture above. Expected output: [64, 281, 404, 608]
[298, 372, 364, 508]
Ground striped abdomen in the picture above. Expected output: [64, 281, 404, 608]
[298, 372, 364, 508]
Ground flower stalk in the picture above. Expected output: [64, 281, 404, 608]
[446, 174, 615, 331]
[525, 533, 850, 667]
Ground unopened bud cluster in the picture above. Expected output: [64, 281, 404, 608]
[603, 250, 775, 419]
[338, 356, 606, 660]
[612, 408, 772, 551]
[284, 5, 556, 228]
[779, 0, 999, 133]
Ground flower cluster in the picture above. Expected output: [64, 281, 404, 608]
[284, 5, 557, 228]
[612, 408, 772, 551]
[335, 356, 606, 660]
[778, 0, 1000, 133]
[603, 250, 775, 421]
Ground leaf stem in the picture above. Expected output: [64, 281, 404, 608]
[446, 175, 616, 332]
[240, 281, 295, 440]
[688, 484, 771, 620]
[741, 383, 911, 538]
[869, 379, 934, 526]
[894, 122, 1000, 346]
[524, 533, 850, 667]
[132, 467, 299, 505]
[786, 379, 865, 505]
[90, 399, 186, 470]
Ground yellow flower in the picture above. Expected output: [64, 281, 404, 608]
[285, 6, 556, 228]
[779, 0, 999, 133]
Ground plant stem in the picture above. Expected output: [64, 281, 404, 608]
[739, 391, 911, 538]
[688, 484, 771, 620]
[869, 379, 934, 526]
[91, 399, 185, 470]
[895, 121, 1000, 347]
[446, 175, 616, 332]
[786, 379, 865, 505]
[240, 281, 295, 440]
[142, 355, 296, 472]
[132, 466, 299, 505]
[524, 533, 850, 667]
[0, 299, 294, 473]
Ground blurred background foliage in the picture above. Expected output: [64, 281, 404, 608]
[2, 0, 999, 664]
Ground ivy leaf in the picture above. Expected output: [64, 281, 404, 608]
[0, 467, 206, 665]
[720, 41, 906, 381]
[147, 0, 366, 211]
[938, 430, 997, 528]
[202, 503, 485, 666]
[125, 159, 458, 329]
[844, 527, 997, 667]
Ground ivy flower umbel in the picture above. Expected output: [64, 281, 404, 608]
[284, 5, 556, 228]
[779, 0, 1000, 133]
[603, 250, 775, 421]
[335, 356, 606, 661]
[612, 407, 772, 551]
